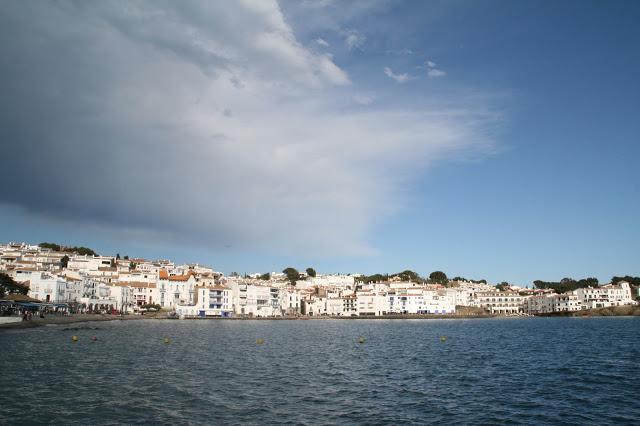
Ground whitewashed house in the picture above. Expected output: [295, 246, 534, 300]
[575, 282, 634, 309]
[279, 287, 300, 315]
[474, 291, 524, 314]
[27, 273, 72, 303]
[158, 269, 197, 308]
[356, 291, 389, 316]
[176, 284, 233, 317]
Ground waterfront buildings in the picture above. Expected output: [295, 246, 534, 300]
[176, 284, 232, 317]
[1, 242, 637, 317]
[474, 291, 525, 315]
[523, 293, 582, 314]
[575, 282, 634, 309]
[158, 269, 196, 308]
[524, 282, 634, 314]
[24, 272, 73, 304]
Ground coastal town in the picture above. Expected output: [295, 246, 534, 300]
[0, 241, 638, 323]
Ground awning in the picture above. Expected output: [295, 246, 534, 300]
[41, 303, 68, 308]
[15, 302, 42, 308]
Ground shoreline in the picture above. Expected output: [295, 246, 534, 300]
[3, 307, 638, 331]
[0, 313, 499, 330]
[0, 314, 148, 331]
[537, 305, 640, 317]
[193, 314, 499, 320]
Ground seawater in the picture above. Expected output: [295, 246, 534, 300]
[1, 317, 639, 425]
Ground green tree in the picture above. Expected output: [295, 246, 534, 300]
[39, 242, 97, 256]
[495, 282, 510, 291]
[260, 272, 271, 280]
[306, 267, 317, 278]
[73, 246, 97, 256]
[429, 271, 448, 285]
[60, 255, 69, 268]
[611, 275, 640, 286]
[395, 270, 421, 282]
[39, 242, 61, 251]
[356, 273, 389, 283]
[283, 267, 300, 283]
[534, 277, 599, 294]
[0, 273, 28, 298]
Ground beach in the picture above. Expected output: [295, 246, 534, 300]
[0, 313, 151, 330]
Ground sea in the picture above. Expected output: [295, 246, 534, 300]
[1, 317, 639, 425]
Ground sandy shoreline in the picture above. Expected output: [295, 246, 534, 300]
[3, 307, 636, 331]
[0, 314, 148, 331]
[0, 313, 499, 330]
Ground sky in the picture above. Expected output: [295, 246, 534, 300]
[0, 0, 638, 285]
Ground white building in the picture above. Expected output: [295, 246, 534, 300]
[326, 298, 343, 316]
[78, 283, 129, 313]
[523, 294, 555, 314]
[158, 270, 197, 308]
[128, 282, 159, 307]
[176, 284, 233, 317]
[555, 293, 583, 312]
[524, 293, 583, 314]
[387, 287, 455, 314]
[422, 290, 456, 314]
[279, 287, 300, 315]
[305, 296, 328, 316]
[309, 275, 355, 289]
[341, 294, 357, 316]
[575, 282, 634, 309]
[355, 291, 389, 316]
[474, 291, 524, 314]
[27, 273, 80, 303]
[108, 284, 134, 313]
[67, 255, 114, 272]
[229, 282, 278, 317]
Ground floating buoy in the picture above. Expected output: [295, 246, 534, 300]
[440, 336, 447, 342]
[91, 336, 97, 342]
[164, 337, 170, 344]
[71, 335, 78, 342]
[256, 338, 264, 345]
[358, 336, 366, 344]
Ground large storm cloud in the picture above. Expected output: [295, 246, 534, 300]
[0, 0, 497, 255]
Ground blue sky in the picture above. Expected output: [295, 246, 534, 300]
[0, 0, 638, 285]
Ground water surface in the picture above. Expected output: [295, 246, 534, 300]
[1, 317, 639, 425]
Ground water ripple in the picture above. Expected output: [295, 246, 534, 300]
[1, 317, 639, 425]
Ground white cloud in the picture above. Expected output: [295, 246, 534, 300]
[0, 0, 497, 256]
[386, 48, 413, 55]
[353, 94, 374, 105]
[302, 0, 336, 7]
[428, 68, 446, 78]
[315, 37, 330, 47]
[423, 59, 446, 78]
[342, 29, 366, 50]
[383, 66, 410, 83]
